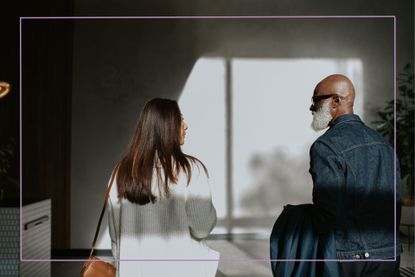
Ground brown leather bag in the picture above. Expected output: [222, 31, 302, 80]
[81, 173, 117, 277]
[81, 256, 116, 277]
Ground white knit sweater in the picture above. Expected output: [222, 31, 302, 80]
[107, 163, 219, 277]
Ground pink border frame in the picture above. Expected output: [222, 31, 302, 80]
[19, 15, 397, 263]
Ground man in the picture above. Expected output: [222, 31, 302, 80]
[309, 74, 401, 276]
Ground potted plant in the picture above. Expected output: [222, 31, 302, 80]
[373, 63, 414, 206]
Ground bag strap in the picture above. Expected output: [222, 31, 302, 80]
[88, 171, 117, 259]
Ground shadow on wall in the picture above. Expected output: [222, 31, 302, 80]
[240, 148, 312, 215]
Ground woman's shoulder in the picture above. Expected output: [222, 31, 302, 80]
[186, 160, 208, 185]
[186, 157, 208, 174]
[174, 158, 207, 186]
[107, 168, 119, 199]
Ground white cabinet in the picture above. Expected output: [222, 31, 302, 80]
[0, 199, 51, 277]
[21, 199, 51, 277]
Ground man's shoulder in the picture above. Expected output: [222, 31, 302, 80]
[310, 133, 339, 155]
[311, 122, 364, 152]
[341, 121, 390, 145]
[316, 121, 391, 153]
[313, 127, 340, 146]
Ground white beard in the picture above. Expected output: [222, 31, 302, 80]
[311, 102, 333, 131]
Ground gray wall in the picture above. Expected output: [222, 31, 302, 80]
[71, 0, 414, 248]
[71, 20, 198, 247]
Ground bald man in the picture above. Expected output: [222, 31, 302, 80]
[309, 75, 401, 276]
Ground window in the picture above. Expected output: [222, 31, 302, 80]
[180, 57, 363, 236]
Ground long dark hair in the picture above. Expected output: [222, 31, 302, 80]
[115, 98, 207, 205]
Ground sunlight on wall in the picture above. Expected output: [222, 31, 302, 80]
[179, 58, 227, 218]
[179, 57, 363, 235]
[96, 57, 364, 247]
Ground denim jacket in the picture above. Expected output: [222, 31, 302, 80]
[270, 204, 340, 277]
[309, 114, 401, 259]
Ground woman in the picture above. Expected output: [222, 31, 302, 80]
[107, 98, 219, 277]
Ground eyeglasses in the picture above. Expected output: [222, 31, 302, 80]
[311, 94, 339, 105]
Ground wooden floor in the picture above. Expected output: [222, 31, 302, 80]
[50, 238, 414, 277]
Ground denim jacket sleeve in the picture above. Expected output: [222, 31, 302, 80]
[309, 140, 345, 234]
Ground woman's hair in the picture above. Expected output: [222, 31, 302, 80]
[115, 98, 207, 205]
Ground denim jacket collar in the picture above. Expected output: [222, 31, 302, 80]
[329, 114, 362, 128]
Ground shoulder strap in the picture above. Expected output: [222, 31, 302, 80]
[88, 171, 117, 259]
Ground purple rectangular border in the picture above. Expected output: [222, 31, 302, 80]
[19, 15, 397, 263]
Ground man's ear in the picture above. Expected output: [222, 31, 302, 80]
[331, 96, 340, 109]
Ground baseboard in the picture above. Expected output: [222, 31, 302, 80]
[52, 249, 112, 259]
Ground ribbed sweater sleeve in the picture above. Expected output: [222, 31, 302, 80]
[185, 165, 217, 239]
[107, 179, 120, 261]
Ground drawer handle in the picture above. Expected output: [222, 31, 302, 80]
[24, 215, 49, 230]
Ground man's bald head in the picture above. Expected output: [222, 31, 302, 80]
[315, 74, 355, 108]
[313, 74, 355, 120]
